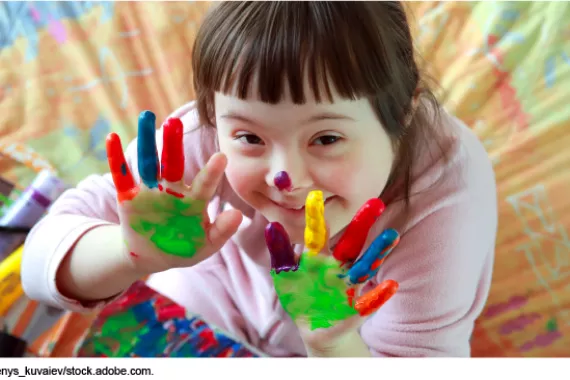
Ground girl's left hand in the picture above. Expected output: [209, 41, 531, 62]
[265, 192, 400, 353]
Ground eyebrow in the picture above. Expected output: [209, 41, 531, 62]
[220, 111, 355, 126]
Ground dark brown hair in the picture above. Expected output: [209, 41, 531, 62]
[192, 1, 443, 205]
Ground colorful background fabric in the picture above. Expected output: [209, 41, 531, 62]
[1, 1, 569, 357]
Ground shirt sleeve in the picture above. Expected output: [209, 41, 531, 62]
[21, 102, 224, 313]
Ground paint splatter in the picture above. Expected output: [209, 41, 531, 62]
[484, 295, 529, 318]
[499, 313, 540, 335]
[78, 281, 259, 357]
[48, 18, 67, 44]
[546, 317, 558, 332]
[165, 188, 184, 198]
[519, 330, 562, 352]
[274, 171, 292, 191]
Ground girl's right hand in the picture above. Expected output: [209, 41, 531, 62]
[105, 110, 243, 276]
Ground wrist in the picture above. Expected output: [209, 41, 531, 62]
[304, 330, 371, 358]
[57, 224, 143, 301]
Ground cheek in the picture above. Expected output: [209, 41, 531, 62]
[318, 160, 358, 196]
[223, 156, 264, 198]
[318, 151, 390, 201]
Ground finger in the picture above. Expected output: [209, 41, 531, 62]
[207, 209, 243, 251]
[332, 198, 385, 265]
[342, 229, 400, 285]
[188, 152, 227, 201]
[354, 279, 399, 316]
[161, 117, 185, 183]
[137, 110, 160, 189]
[265, 222, 299, 274]
[304, 190, 326, 256]
[106, 133, 138, 203]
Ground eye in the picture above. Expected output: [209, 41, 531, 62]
[235, 134, 264, 145]
[312, 135, 342, 146]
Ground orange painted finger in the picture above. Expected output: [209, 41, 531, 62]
[161, 117, 185, 183]
[106, 133, 138, 203]
[354, 279, 399, 316]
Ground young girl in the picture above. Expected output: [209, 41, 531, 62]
[21, 2, 497, 357]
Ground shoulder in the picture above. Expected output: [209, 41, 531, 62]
[384, 107, 497, 237]
[359, 109, 497, 356]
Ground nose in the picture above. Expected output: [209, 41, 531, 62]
[265, 151, 312, 192]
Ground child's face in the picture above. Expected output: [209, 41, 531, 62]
[215, 85, 395, 244]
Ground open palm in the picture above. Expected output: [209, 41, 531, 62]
[106, 111, 241, 275]
[265, 192, 400, 344]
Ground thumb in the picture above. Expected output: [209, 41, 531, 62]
[207, 209, 243, 250]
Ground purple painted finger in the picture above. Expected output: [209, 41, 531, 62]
[265, 222, 298, 274]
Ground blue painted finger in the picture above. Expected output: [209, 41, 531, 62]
[137, 110, 159, 189]
[341, 228, 400, 285]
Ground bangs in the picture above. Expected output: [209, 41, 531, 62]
[192, 2, 396, 104]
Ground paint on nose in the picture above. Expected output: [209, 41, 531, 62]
[274, 171, 292, 191]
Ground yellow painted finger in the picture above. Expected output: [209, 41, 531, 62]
[304, 190, 326, 255]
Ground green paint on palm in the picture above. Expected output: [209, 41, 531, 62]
[129, 191, 206, 258]
[271, 253, 357, 330]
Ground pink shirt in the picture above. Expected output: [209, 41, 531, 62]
[21, 102, 497, 357]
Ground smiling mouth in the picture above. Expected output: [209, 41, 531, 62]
[273, 196, 336, 212]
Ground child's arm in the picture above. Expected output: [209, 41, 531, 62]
[22, 103, 228, 312]
[21, 168, 132, 310]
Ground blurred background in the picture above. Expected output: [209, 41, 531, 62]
[0, 1, 568, 357]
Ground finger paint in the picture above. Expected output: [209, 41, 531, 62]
[161, 117, 184, 183]
[274, 171, 292, 191]
[156, 304, 186, 322]
[137, 110, 159, 189]
[341, 228, 400, 285]
[346, 288, 355, 307]
[130, 193, 206, 258]
[271, 252, 358, 330]
[106, 133, 138, 203]
[354, 279, 399, 316]
[165, 188, 184, 198]
[265, 222, 298, 273]
[332, 198, 385, 264]
[304, 190, 326, 255]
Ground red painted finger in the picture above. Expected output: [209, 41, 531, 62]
[106, 133, 138, 203]
[161, 117, 185, 183]
[332, 198, 385, 265]
[354, 279, 398, 316]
